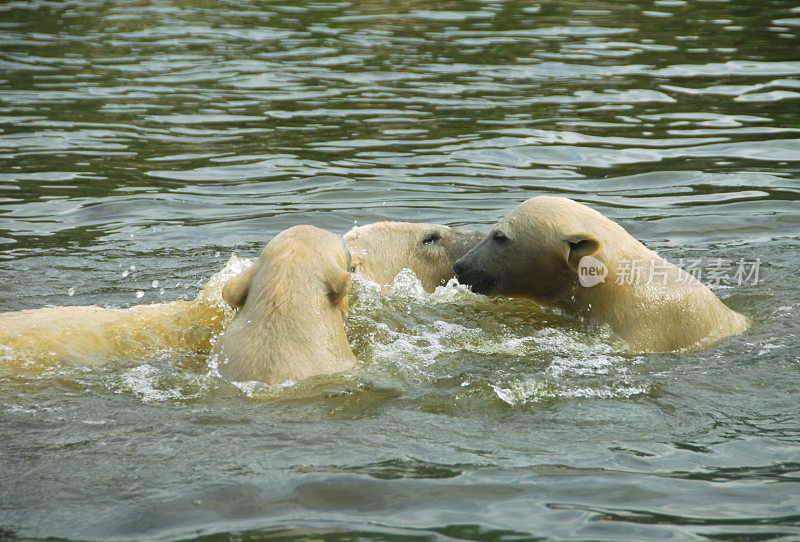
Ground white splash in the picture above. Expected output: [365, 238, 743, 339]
[547, 353, 626, 377]
[347, 266, 636, 405]
[231, 378, 297, 397]
[197, 253, 254, 309]
[491, 378, 646, 405]
[118, 364, 185, 403]
[387, 268, 428, 300]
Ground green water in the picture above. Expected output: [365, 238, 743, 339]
[1, 0, 799, 540]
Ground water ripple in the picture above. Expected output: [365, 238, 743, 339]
[1, 0, 799, 539]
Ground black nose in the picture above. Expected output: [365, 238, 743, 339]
[453, 260, 464, 275]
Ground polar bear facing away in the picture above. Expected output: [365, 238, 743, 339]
[212, 225, 356, 384]
[454, 196, 749, 352]
[344, 222, 484, 292]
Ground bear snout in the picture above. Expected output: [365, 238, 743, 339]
[459, 270, 498, 295]
[454, 258, 497, 295]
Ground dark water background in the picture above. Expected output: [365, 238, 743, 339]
[1, 0, 799, 540]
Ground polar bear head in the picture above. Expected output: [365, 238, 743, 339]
[214, 225, 356, 383]
[344, 222, 485, 292]
[453, 197, 609, 304]
[222, 224, 352, 316]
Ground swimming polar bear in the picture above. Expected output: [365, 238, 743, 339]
[0, 256, 245, 369]
[211, 225, 356, 384]
[454, 196, 749, 352]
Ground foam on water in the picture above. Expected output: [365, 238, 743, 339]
[230, 378, 298, 398]
[115, 364, 189, 403]
[110, 361, 229, 403]
[490, 378, 647, 405]
[348, 268, 639, 403]
[196, 252, 253, 308]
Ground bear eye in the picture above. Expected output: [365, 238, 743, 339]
[422, 231, 441, 245]
[493, 231, 509, 244]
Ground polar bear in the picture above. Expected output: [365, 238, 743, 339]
[0, 258, 242, 370]
[211, 225, 356, 384]
[453, 196, 749, 352]
[344, 222, 484, 292]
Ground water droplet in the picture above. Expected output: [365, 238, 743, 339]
[152, 280, 159, 288]
[135, 291, 144, 299]
[68, 287, 75, 296]
[215, 251, 220, 258]
[122, 270, 130, 278]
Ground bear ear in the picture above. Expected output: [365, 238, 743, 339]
[221, 265, 256, 309]
[323, 265, 351, 306]
[564, 233, 602, 271]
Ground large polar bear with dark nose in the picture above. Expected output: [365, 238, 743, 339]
[454, 196, 749, 352]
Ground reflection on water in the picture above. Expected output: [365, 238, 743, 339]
[1, 0, 799, 540]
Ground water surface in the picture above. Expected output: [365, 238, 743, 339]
[1, 0, 799, 540]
